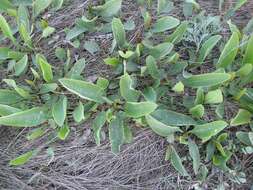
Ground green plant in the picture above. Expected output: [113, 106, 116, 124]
[0, 0, 252, 186]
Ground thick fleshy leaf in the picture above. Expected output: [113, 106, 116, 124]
[151, 109, 197, 126]
[26, 127, 45, 140]
[189, 104, 204, 118]
[166, 145, 189, 176]
[59, 78, 104, 103]
[143, 87, 157, 102]
[205, 89, 223, 104]
[51, 0, 64, 10]
[3, 79, 30, 98]
[237, 64, 253, 77]
[73, 102, 84, 123]
[243, 34, 253, 64]
[0, 89, 23, 104]
[125, 102, 157, 118]
[191, 120, 228, 142]
[146, 115, 181, 137]
[236, 131, 253, 146]
[188, 139, 200, 175]
[0, 107, 47, 127]
[9, 151, 34, 166]
[146, 55, 161, 79]
[172, 81, 184, 93]
[42, 26, 55, 38]
[182, 73, 231, 88]
[66, 58, 86, 79]
[217, 32, 239, 68]
[197, 35, 222, 63]
[150, 42, 173, 59]
[230, 109, 252, 126]
[14, 54, 28, 76]
[0, 47, 10, 60]
[120, 73, 140, 102]
[39, 83, 58, 94]
[93, 0, 122, 18]
[112, 17, 126, 49]
[57, 123, 70, 140]
[92, 111, 107, 146]
[0, 14, 15, 43]
[0, 104, 21, 116]
[33, 0, 52, 17]
[52, 96, 67, 126]
[157, 0, 174, 14]
[166, 21, 188, 44]
[109, 114, 124, 154]
[194, 88, 204, 105]
[152, 16, 180, 33]
[37, 56, 53, 82]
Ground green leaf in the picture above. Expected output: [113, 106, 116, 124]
[104, 57, 120, 67]
[172, 81, 184, 93]
[182, 73, 231, 88]
[51, 0, 64, 11]
[152, 16, 180, 33]
[93, 0, 122, 18]
[0, 104, 21, 116]
[230, 109, 252, 126]
[39, 83, 58, 93]
[0, 47, 10, 60]
[243, 34, 253, 64]
[205, 89, 223, 104]
[66, 58, 86, 79]
[0, 0, 14, 12]
[109, 113, 124, 154]
[143, 87, 157, 102]
[150, 42, 174, 59]
[194, 88, 204, 105]
[0, 14, 15, 43]
[236, 131, 253, 146]
[166, 21, 188, 44]
[26, 127, 45, 140]
[83, 41, 100, 55]
[123, 126, 133, 143]
[37, 56, 53, 82]
[120, 73, 140, 102]
[52, 96, 67, 126]
[189, 104, 205, 118]
[57, 123, 70, 140]
[151, 109, 197, 126]
[19, 23, 32, 47]
[166, 145, 189, 176]
[0, 89, 23, 104]
[125, 102, 157, 118]
[197, 35, 222, 63]
[217, 32, 239, 68]
[3, 79, 30, 98]
[119, 50, 134, 59]
[96, 77, 109, 90]
[73, 102, 84, 123]
[236, 64, 253, 77]
[14, 54, 28, 76]
[59, 78, 104, 103]
[157, 0, 174, 14]
[188, 138, 200, 175]
[42, 26, 55, 38]
[9, 151, 33, 166]
[33, 0, 52, 18]
[0, 107, 47, 127]
[191, 120, 228, 142]
[92, 111, 107, 146]
[112, 17, 126, 49]
[146, 115, 181, 137]
[146, 55, 161, 79]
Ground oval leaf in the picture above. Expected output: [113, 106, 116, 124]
[182, 73, 231, 88]
[59, 78, 104, 103]
[52, 96, 67, 126]
[191, 120, 228, 142]
[0, 107, 47, 127]
[125, 102, 157, 118]
[152, 16, 180, 33]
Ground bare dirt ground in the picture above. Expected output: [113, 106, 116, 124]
[0, 0, 253, 189]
